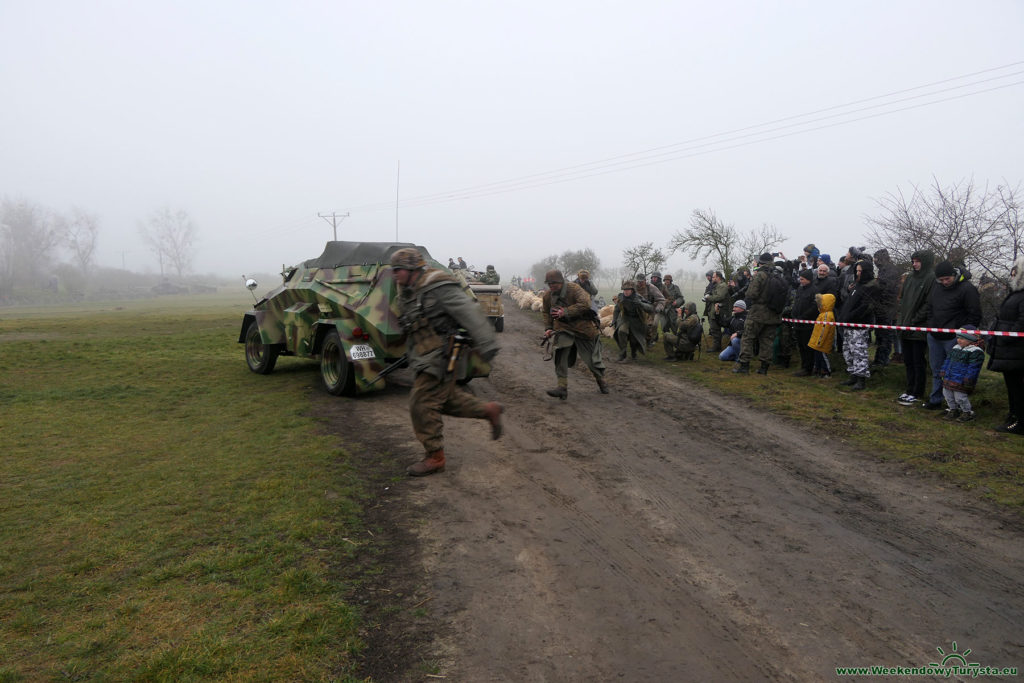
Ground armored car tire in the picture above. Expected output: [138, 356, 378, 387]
[245, 320, 280, 374]
[320, 329, 355, 396]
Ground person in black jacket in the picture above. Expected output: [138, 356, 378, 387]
[791, 269, 819, 376]
[812, 262, 839, 298]
[718, 300, 747, 361]
[986, 256, 1024, 434]
[923, 260, 982, 409]
[837, 259, 879, 390]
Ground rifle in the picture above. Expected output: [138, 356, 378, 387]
[367, 355, 408, 385]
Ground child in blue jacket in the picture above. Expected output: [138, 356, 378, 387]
[940, 326, 985, 422]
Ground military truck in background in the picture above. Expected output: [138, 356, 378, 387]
[239, 241, 492, 396]
[463, 270, 505, 332]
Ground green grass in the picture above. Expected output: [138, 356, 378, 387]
[611, 331, 1024, 510]
[0, 294, 375, 681]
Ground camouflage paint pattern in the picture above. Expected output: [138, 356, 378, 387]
[238, 241, 491, 394]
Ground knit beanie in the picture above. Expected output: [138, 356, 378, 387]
[733, 300, 747, 310]
[934, 261, 956, 278]
[798, 270, 813, 283]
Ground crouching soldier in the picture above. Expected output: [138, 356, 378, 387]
[662, 302, 702, 360]
[542, 269, 608, 399]
[390, 248, 504, 477]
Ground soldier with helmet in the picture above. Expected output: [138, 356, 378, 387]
[659, 273, 685, 336]
[481, 265, 500, 285]
[633, 273, 665, 348]
[613, 280, 653, 362]
[389, 247, 504, 476]
[541, 269, 608, 399]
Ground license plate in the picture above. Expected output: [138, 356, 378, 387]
[350, 344, 376, 360]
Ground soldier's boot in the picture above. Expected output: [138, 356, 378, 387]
[757, 361, 770, 375]
[685, 351, 695, 361]
[408, 449, 446, 476]
[617, 349, 628, 362]
[482, 401, 504, 439]
[840, 375, 858, 386]
[851, 376, 867, 391]
[710, 335, 723, 353]
[546, 386, 568, 400]
[595, 375, 610, 394]
[732, 361, 750, 374]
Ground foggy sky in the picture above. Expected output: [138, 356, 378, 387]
[2, 1, 1023, 282]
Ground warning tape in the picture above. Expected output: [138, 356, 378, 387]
[780, 318, 1024, 338]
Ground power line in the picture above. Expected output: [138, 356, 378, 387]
[341, 60, 1024, 213]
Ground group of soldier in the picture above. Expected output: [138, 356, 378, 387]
[383, 244, 1014, 479]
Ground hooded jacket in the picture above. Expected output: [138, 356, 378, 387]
[873, 249, 900, 319]
[987, 256, 1024, 373]
[808, 293, 836, 353]
[896, 250, 935, 341]
[838, 260, 879, 325]
[925, 265, 981, 341]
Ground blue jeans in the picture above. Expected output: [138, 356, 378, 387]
[719, 336, 741, 361]
[927, 333, 955, 406]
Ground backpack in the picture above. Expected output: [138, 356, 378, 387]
[686, 319, 704, 345]
[763, 272, 789, 314]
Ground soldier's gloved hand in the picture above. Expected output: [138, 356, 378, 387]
[481, 348, 499, 362]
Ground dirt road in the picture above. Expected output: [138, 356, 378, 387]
[316, 303, 1024, 681]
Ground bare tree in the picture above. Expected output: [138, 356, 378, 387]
[667, 209, 739, 277]
[559, 248, 600, 277]
[737, 223, 787, 267]
[65, 207, 99, 276]
[139, 207, 197, 278]
[864, 177, 1022, 281]
[0, 198, 66, 288]
[622, 242, 666, 278]
[667, 209, 786, 278]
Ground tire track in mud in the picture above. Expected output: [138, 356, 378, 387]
[317, 302, 1024, 681]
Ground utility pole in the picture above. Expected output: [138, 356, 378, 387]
[317, 212, 350, 240]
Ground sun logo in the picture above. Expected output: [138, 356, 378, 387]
[929, 641, 980, 668]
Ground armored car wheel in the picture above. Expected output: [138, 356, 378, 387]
[245, 320, 279, 374]
[320, 330, 355, 396]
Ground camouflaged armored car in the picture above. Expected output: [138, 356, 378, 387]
[239, 241, 491, 396]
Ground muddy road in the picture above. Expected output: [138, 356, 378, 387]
[315, 303, 1024, 681]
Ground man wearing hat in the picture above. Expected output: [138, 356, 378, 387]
[719, 300, 747, 361]
[922, 259, 982, 410]
[660, 273, 685, 336]
[389, 247, 504, 476]
[541, 269, 608, 399]
[704, 271, 730, 352]
[613, 280, 653, 361]
[734, 254, 783, 374]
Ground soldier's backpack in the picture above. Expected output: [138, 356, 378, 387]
[764, 272, 789, 314]
[686, 320, 704, 346]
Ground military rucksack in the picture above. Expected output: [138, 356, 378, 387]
[763, 272, 789, 314]
[686, 320, 704, 345]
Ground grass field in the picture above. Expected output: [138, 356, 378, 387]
[0, 294, 378, 682]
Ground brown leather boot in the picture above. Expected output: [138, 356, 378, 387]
[482, 402, 503, 439]
[408, 449, 445, 476]
[596, 376, 609, 394]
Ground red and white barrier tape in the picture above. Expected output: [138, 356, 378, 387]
[781, 318, 1024, 337]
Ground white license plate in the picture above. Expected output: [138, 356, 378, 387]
[350, 344, 376, 360]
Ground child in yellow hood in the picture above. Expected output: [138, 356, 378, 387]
[808, 293, 836, 378]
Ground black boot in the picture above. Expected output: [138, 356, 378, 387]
[617, 349, 627, 362]
[851, 375, 866, 391]
[596, 376, 609, 394]
[732, 362, 750, 374]
[756, 361, 769, 375]
[840, 375, 858, 386]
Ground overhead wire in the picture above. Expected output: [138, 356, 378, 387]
[337, 60, 1024, 213]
